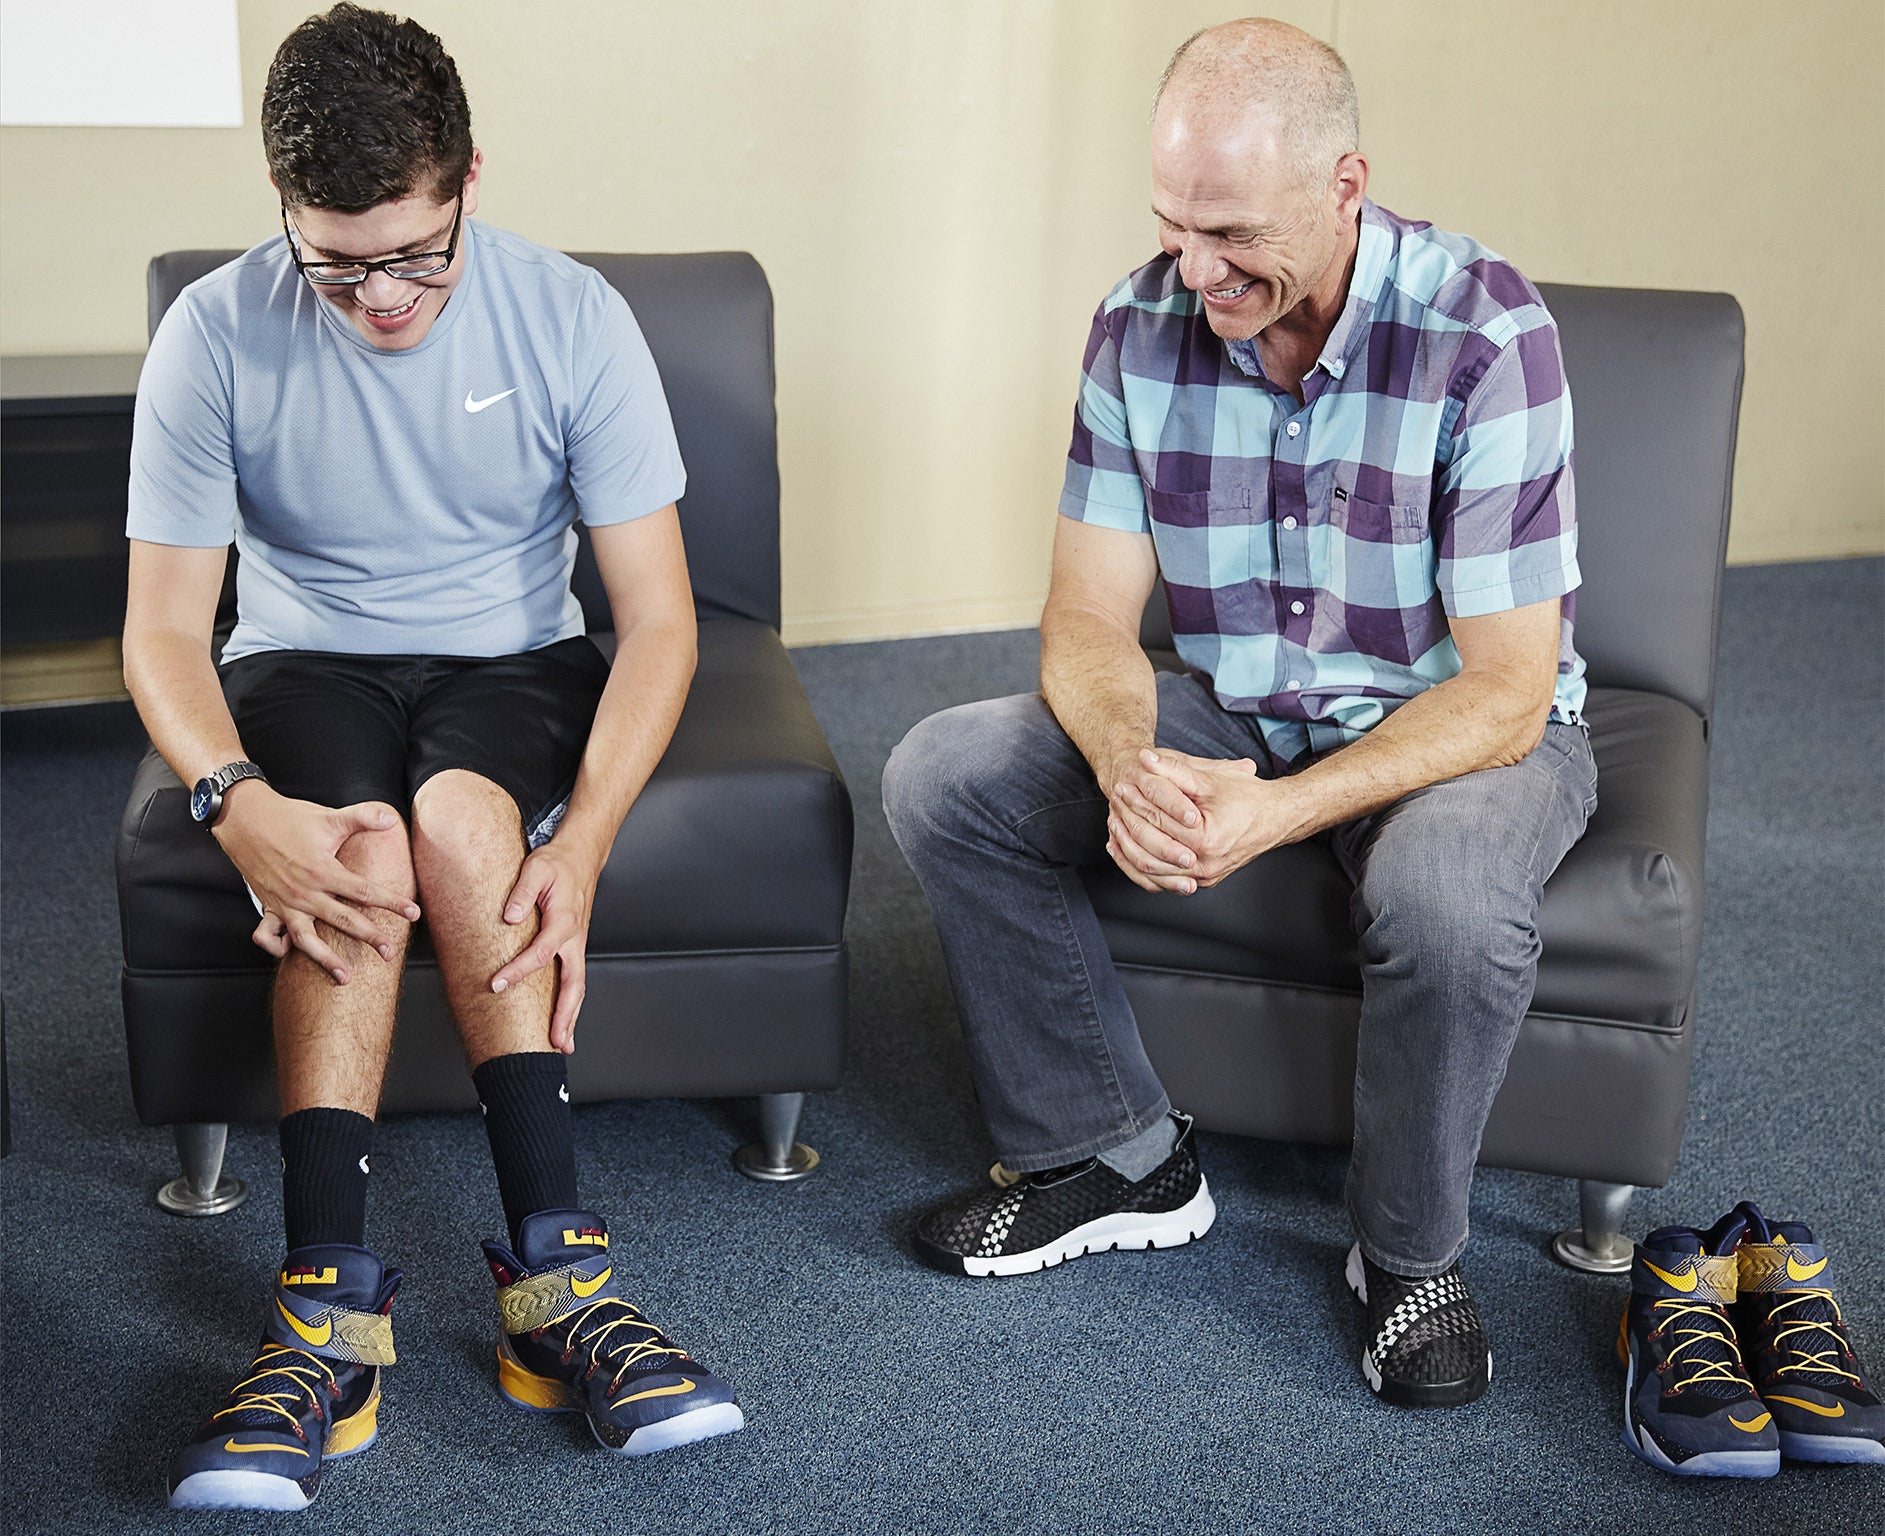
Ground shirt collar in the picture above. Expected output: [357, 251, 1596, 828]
[1312, 199, 1395, 382]
[1221, 199, 1396, 386]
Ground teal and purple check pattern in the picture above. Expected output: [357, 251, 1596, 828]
[1060, 199, 1586, 766]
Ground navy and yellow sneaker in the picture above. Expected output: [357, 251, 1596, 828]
[166, 1245, 400, 1510]
[1618, 1213, 1779, 1478]
[482, 1211, 744, 1456]
[1732, 1201, 1885, 1464]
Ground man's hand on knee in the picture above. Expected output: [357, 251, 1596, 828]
[215, 788, 420, 983]
[489, 841, 595, 1054]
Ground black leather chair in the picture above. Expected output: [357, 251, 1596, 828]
[1085, 284, 1744, 1270]
[117, 250, 854, 1214]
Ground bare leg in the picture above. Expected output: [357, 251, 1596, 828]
[409, 770, 554, 1068]
[273, 817, 416, 1117]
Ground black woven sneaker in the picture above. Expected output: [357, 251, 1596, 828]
[914, 1113, 1215, 1277]
[1344, 1243, 1492, 1407]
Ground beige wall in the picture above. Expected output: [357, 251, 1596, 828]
[2, 1, 1878, 643]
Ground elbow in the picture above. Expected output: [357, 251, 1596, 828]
[1497, 688, 1554, 766]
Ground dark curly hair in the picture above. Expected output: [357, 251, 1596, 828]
[262, 4, 472, 211]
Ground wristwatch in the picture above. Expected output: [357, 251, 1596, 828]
[190, 760, 269, 828]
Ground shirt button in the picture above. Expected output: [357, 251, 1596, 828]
[1290, 601, 1305, 615]
[1282, 516, 1298, 530]
[1286, 679, 1303, 691]
[1286, 421, 1301, 438]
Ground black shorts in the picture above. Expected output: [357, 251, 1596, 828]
[220, 637, 611, 844]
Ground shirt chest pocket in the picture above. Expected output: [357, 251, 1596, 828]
[1339, 492, 1430, 545]
[1144, 486, 1254, 589]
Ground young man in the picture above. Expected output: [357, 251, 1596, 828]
[884, 18, 1594, 1408]
[124, 6, 740, 1511]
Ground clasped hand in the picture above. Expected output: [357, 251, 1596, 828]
[1104, 747, 1294, 894]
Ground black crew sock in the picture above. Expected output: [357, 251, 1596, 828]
[473, 1051, 580, 1251]
[279, 1106, 375, 1250]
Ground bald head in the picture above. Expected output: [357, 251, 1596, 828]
[1155, 18, 1358, 191]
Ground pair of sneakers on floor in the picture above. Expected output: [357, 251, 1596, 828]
[167, 1211, 743, 1511]
[1619, 1200, 1884, 1477]
[914, 1111, 1492, 1408]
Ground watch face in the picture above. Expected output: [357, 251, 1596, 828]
[190, 780, 217, 823]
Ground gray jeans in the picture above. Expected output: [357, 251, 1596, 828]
[882, 670, 1598, 1277]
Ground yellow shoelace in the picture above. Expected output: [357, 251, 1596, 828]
[553, 1298, 686, 1395]
[1766, 1289, 1862, 1386]
[1653, 1299, 1751, 1392]
[209, 1343, 337, 1433]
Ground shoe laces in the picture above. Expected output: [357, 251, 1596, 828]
[1763, 1289, 1863, 1388]
[552, 1298, 687, 1394]
[210, 1344, 338, 1436]
[1651, 1298, 1752, 1399]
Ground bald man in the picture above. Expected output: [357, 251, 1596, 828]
[884, 19, 1592, 1408]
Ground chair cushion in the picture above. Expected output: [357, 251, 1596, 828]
[1085, 686, 1706, 1030]
[116, 620, 851, 972]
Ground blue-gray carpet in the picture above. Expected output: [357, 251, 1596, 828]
[2, 558, 1880, 1533]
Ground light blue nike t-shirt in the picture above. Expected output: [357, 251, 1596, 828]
[127, 221, 686, 661]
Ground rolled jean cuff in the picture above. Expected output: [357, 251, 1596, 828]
[996, 1094, 1172, 1176]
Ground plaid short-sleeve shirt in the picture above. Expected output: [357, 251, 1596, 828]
[1059, 199, 1586, 767]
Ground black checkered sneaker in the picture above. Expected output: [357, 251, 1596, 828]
[1344, 1243, 1492, 1407]
[914, 1114, 1215, 1277]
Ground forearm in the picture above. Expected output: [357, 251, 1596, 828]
[123, 625, 248, 787]
[1040, 600, 1160, 785]
[1274, 668, 1551, 841]
[550, 618, 697, 870]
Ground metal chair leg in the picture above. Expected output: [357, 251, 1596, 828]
[1551, 1178, 1635, 1273]
[157, 1122, 249, 1216]
[732, 1092, 819, 1182]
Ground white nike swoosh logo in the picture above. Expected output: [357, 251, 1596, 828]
[464, 387, 518, 413]
[558, 1084, 570, 1103]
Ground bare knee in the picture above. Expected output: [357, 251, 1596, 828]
[409, 770, 524, 900]
[338, 803, 417, 903]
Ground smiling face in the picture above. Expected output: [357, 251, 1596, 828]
[283, 151, 482, 352]
[1150, 102, 1364, 344]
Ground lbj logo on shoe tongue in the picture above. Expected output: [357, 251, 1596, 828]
[281, 1266, 338, 1287]
[562, 1228, 608, 1249]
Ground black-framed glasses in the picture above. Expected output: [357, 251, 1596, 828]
[281, 196, 462, 285]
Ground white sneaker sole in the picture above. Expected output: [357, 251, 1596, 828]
[168, 1469, 312, 1511]
[958, 1178, 1216, 1277]
[600, 1401, 747, 1457]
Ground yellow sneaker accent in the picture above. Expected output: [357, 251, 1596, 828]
[221, 1439, 296, 1454]
[1642, 1259, 1698, 1293]
[323, 1387, 380, 1456]
[276, 1298, 333, 1349]
[570, 1266, 612, 1299]
[281, 1267, 338, 1287]
[1767, 1394, 1846, 1419]
[496, 1347, 570, 1411]
[561, 1229, 609, 1248]
[1729, 1411, 1773, 1432]
[1787, 1254, 1830, 1282]
[612, 1379, 697, 1408]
